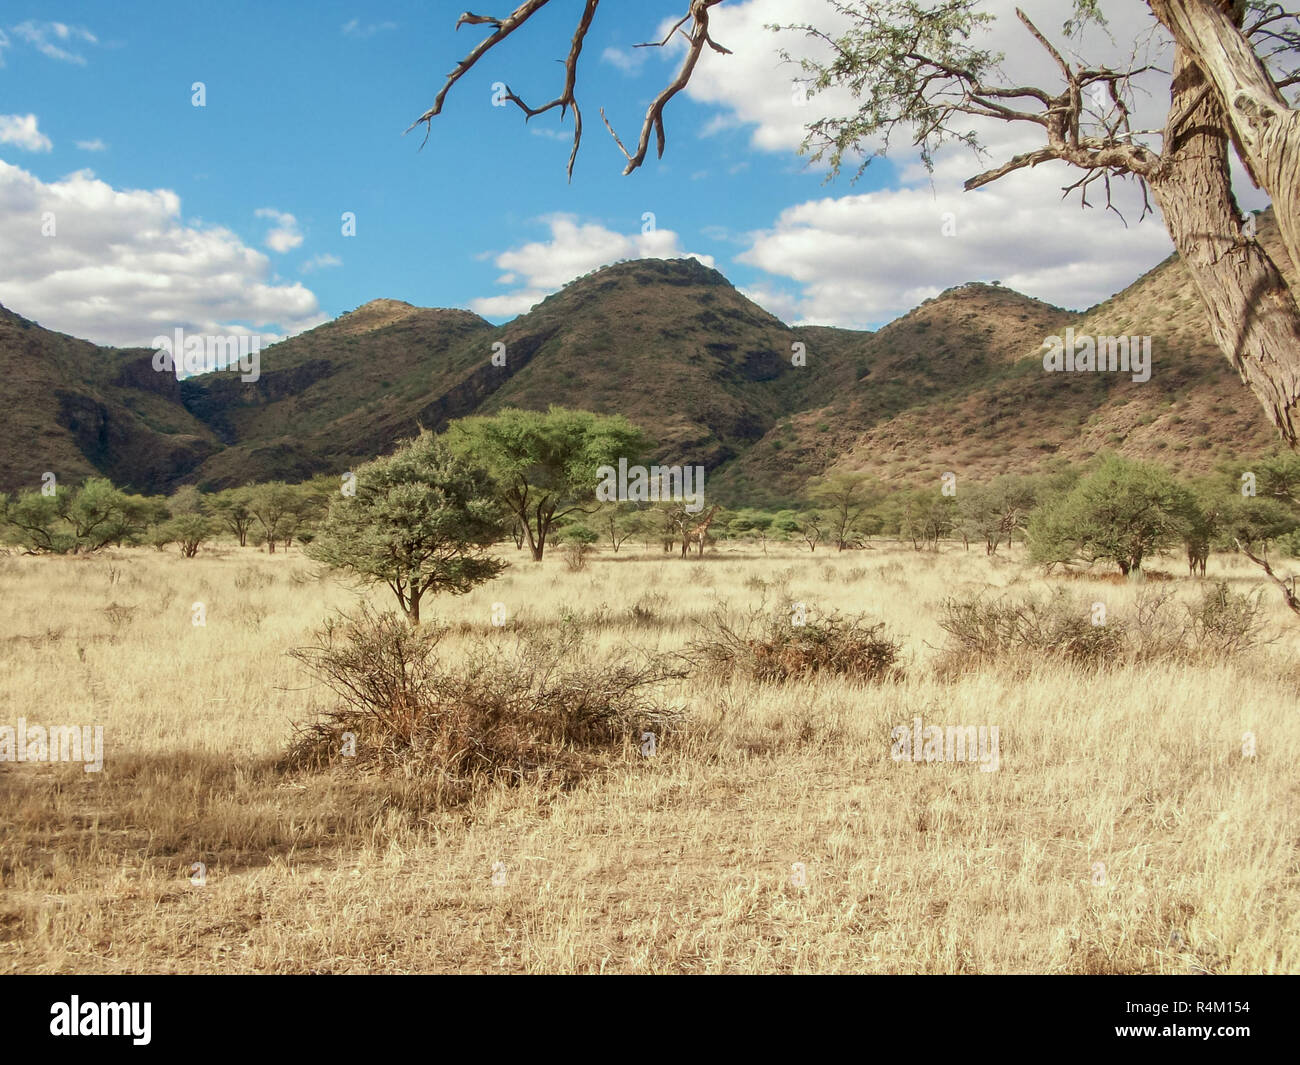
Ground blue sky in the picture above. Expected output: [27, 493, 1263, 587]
[0, 1, 1247, 347]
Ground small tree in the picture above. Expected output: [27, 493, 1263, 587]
[1, 488, 70, 553]
[247, 482, 308, 553]
[210, 486, 255, 547]
[809, 472, 880, 551]
[160, 513, 215, 558]
[307, 432, 506, 624]
[593, 501, 638, 553]
[959, 476, 1038, 555]
[1028, 456, 1192, 575]
[797, 511, 827, 552]
[445, 407, 647, 561]
[64, 478, 137, 553]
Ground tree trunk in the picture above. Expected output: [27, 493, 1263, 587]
[1148, 44, 1300, 443]
[1152, 2, 1300, 279]
[407, 587, 421, 625]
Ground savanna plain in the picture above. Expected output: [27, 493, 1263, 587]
[2, 540, 1297, 974]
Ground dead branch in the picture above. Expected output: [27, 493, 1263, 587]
[1236, 538, 1300, 617]
[409, 0, 730, 178]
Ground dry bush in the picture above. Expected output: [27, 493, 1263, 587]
[1182, 581, 1269, 659]
[285, 604, 684, 805]
[938, 590, 1126, 673]
[688, 603, 901, 683]
[563, 543, 591, 572]
[939, 583, 1268, 676]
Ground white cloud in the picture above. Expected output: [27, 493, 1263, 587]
[342, 19, 397, 38]
[10, 21, 98, 65]
[302, 253, 342, 272]
[601, 46, 647, 74]
[681, 1, 1171, 161]
[0, 113, 52, 152]
[75, 138, 107, 152]
[471, 215, 715, 318]
[681, 1, 1272, 327]
[0, 160, 326, 346]
[0, 29, 10, 65]
[738, 139, 1178, 327]
[254, 207, 303, 253]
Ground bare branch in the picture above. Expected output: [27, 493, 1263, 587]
[1236, 538, 1300, 617]
[602, 0, 728, 175]
[411, 0, 730, 178]
[406, 1, 552, 142]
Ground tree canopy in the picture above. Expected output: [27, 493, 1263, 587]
[307, 431, 507, 623]
[444, 406, 647, 561]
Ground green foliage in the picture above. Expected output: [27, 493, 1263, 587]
[445, 406, 647, 561]
[209, 486, 255, 546]
[307, 430, 506, 623]
[156, 513, 216, 558]
[1, 478, 156, 554]
[776, 0, 998, 177]
[168, 485, 204, 516]
[246, 481, 315, 553]
[557, 522, 599, 546]
[1027, 456, 1193, 574]
[808, 471, 881, 550]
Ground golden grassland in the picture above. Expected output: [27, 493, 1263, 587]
[1, 540, 1298, 974]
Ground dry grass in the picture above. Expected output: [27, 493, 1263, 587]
[1, 540, 1298, 973]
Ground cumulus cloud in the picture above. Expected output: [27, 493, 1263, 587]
[255, 207, 303, 253]
[471, 215, 715, 318]
[10, 21, 98, 65]
[680, 0, 1272, 326]
[302, 253, 342, 272]
[738, 146, 1177, 326]
[0, 114, 52, 152]
[601, 46, 647, 74]
[0, 160, 326, 347]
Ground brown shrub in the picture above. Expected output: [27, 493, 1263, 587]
[285, 604, 685, 805]
[688, 604, 902, 684]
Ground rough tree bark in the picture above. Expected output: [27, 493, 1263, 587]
[1152, 1, 1300, 266]
[1148, 45, 1300, 442]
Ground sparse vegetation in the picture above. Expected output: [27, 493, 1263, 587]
[1, 539, 1297, 974]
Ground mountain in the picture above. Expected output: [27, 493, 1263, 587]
[0, 225, 1290, 503]
[712, 213, 1291, 504]
[0, 304, 221, 495]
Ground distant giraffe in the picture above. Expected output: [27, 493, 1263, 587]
[681, 505, 720, 557]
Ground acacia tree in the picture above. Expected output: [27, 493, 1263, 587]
[959, 475, 1038, 555]
[444, 407, 647, 561]
[307, 431, 506, 624]
[414, 1, 1300, 442]
[247, 482, 304, 554]
[210, 486, 255, 547]
[808, 472, 881, 550]
[1028, 455, 1194, 574]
